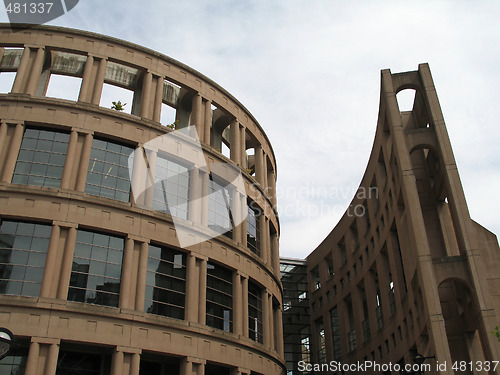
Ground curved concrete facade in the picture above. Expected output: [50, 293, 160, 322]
[0, 24, 284, 375]
[307, 64, 500, 374]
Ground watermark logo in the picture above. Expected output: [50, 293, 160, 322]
[128, 126, 246, 249]
[4, 0, 79, 25]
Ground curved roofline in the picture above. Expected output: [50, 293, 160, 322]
[0, 23, 278, 176]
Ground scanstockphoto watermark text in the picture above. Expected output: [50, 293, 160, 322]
[298, 360, 499, 373]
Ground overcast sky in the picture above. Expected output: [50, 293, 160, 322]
[2, 1, 499, 259]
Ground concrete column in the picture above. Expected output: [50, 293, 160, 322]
[40, 224, 60, 298]
[268, 168, 277, 208]
[1, 122, 24, 183]
[188, 168, 202, 224]
[185, 253, 199, 322]
[240, 194, 247, 247]
[119, 238, 134, 309]
[11, 46, 31, 93]
[239, 126, 246, 169]
[78, 55, 94, 102]
[255, 145, 265, 186]
[200, 171, 209, 226]
[143, 149, 157, 209]
[376, 256, 391, 321]
[233, 272, 242, 335]
[198, 258, 207, 324]
[262, 289, 271, 347]
[272, 233, 280, 276]
[268, 293, 274, 351]
[140, 71, 152, 118]
[365, 271, 379, 334]
[0, 122, 7, 163]
[386, 235, 405, 302]
[60, 130, 78, 189]
[351, 286, 364, 346]
[242, 275, 249, 337]
[153, 76, 163, 123]
[180, 358, 192, 375]
[203, 99, 212, 144]
[130, 352, 141, 375]
[91, 57, 107, 105]
[24, 341, 40, 375]
[192, 93, 203, 136]
[75, 132, 93, 192]
[135, 241, 148, 311]
[130, 146, 146, 206]
[43, 343, 59, 375]
[57, 226, 77, 300]
[26, 47, 45, 95]
[276, 304, 284, 356]
[230, 120, 241, 165]
[232, 188, 242, 245]
[197, 362, 205, 375]
[262, 152, 269, 190]
[111, 349, 124, 375]
[259, 215, 268, 263]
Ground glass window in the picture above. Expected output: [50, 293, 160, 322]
[248, 280, 263, 343]
[68, 230, 124, 307]
[247, 203, 260, 256]
[12, 128, 70, 188]
[317, 320, 326, 363]
[0, 221, 51, 297]
[152, 155, 189, 220]
[207, 176, 233, 239]
[56, 346, 111, 374]
[206, 262, 232, 332]
[145, 244, 186, 320]
[85, 138, 133, 202]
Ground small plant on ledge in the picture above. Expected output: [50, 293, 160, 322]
[166, 120, 179, 130]
[111, 101, 126, 111]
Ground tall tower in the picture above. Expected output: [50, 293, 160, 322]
[0, 24, 284, 375]
[306, 64, 500, 374]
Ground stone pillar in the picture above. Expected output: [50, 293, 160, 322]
[43, 343, 59, 375]
[135, 241, 148, 311]
[91, 57, 107, 105]
[232, 188, 242, 245]
[230, 120, 241, 165]
[267, 293, 274, 351]
[200, 171, 209, 226]
[259, 215, 268, 263]
[203, 99, 212, 145]
[188, 168, 202, 224]
[272, 233, 280, 276]
[242, 275, 249, 337]
[1, 122, 24, 183]
[26, 47, 45, 95]
[376, 256, 391, 321]
[111, 349, 124, 375]
[119, 238, 134, 309]
[233, 272, 242, 336]
[185, 253, 199, 322]
[268, 167, 277, 208]
[130, 353, 141, 375]
[276, 304, 284, 356]
[365, 271, 379, 334]
[140, 71, 152, 118]
[11, 46, 31, 93]
[351, 286, 364, 347]
[60, 130, 78, 189]
[198, 258, 207, 325]
[192, 93, 203, 136]
[75, 132, 93, 192]
[153, 75, 163, 123]
[239, 125, 246, 169]
[78, 55, 94, 102]
[255, 145, 265, 186]
[40, 224, 60, 298]
[143, 149, 157, 209]
[0, 122, 7, 162]
[240, 194, 248, 248]
[57, 226, 77, 299]
[24, 341, 40, 375]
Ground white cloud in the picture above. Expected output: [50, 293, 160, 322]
[2, 0, 499, 258]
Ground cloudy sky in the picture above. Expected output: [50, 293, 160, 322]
[2, 1, 499, 259]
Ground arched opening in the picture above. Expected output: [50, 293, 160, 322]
[396, 88, 416, 112]
[438, 278, 486, 373]
[211, 107, 231, 159]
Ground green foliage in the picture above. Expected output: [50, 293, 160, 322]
[111, 101, 127, 111]
[166, 120, 179, 130]
[490, 326, 500, 342]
